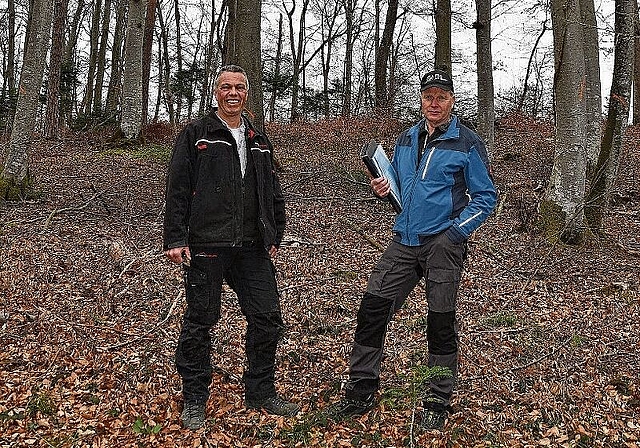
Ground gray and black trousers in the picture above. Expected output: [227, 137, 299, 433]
[345, 231, 466, 406]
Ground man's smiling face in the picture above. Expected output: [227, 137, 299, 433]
[215, 71, 248, 123]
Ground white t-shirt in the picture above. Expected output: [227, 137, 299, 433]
[218, 113, 247, 177]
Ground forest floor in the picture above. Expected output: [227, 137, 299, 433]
[1, 114, 639, 448]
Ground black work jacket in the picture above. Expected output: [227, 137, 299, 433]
[162, 109, 285, 251]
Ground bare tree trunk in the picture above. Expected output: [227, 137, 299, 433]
[316, 0, 342, 119]
[156, 1, 175, 124]
[1, 0, 53, 195]
[581, 0, 602, 173]
[4, 0, 17, 133]
[268, 13, 284, 122]
[120, 0, 145, 140]
[83, 0, 103, 117]
[475, 0, 495, 157]
[62, 0, 86, 125]
[7, 0, 16, 94]
[434, 0, 452, 70]
[284, 0, 310, 122]
[44, 0, 70, 139]
[93, 0, 113, 117]
[585, 0, 634, 234]
[633, 0, 640, 125]
[542, 0, 587, 245]
[106, 0, 127, 116]
[341, 0, 356, 117]
[142, 0, 158, 125]
[374, 0, 398, 112]
[174, 0, 184, 122]
[225, 0, 265, 129]
[517, 21, 547, 115]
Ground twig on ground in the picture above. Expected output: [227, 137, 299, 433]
[339, 217, 385, 252]
[44, 190, 105, 227]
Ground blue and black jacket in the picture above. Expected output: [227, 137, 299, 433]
[391, 115, 497, 246]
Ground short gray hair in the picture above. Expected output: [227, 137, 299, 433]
[214, 64, 250, 91]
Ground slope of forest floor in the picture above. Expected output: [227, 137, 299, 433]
[1, 114, 639, 447]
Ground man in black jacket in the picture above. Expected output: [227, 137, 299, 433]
[163, 64, 298, 430]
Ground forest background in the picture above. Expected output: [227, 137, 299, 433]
[1, 0, 639, 446]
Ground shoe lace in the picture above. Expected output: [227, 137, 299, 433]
[268, 395, 291, 408]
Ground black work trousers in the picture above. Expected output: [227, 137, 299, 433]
[175, 246, 284, 403]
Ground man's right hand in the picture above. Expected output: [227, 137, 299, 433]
[164, 246, 191, 265]
[371, 176, 390, 198]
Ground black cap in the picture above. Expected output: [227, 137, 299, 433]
[420, 69, 454, 92]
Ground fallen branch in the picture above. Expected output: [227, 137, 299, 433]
[339, 217, 385, 252]
[44, 190, 105, 227]
[99, 289, 182, 351]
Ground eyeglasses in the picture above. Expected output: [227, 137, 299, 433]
[218, 83, 247, 93]
[421, 94, 451, 104]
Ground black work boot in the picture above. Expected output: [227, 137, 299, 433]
[246, 394, 300, 416]
[420, 395, 452, 430]
[326, 394, 376, 419]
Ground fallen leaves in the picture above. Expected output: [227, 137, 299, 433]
[0, 116, 639, 446]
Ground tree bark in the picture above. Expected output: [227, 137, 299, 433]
[585, 0, 634, 234]
[341, 0, 356, 117]
[120, 0, 145, 140]
[581, 0, 602, 173]
[475, 0, 495, 157]
[44, 0, 70, 139]
[142, 0, 158, 125]
[156, 1, 175, 124]
[434, 0, 452, 70]
[1, 0, 54, 193]
[82, 0, 103, 117]
[374, 0, 399, 113]
[93, 0, 113, 116]
[225, 0, 265, 129]
[633, 0, 640, 124]
[544, 0, 588, 244]
[106, 0, 127, 116]
[268, 13, 285, 122]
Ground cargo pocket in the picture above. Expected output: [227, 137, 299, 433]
[186, 268, 220, 324]
[366, 256, 395, 295]
[427, 268, 460, 313]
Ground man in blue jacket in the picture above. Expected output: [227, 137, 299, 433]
[329, 68, 497, 430]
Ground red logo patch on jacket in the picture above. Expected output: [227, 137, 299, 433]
[197, 143, 207, 151]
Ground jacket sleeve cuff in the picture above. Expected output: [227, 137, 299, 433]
[445, 226, 467, 244]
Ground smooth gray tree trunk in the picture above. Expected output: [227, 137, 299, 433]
[120, 0, 145, 139]
[1, 0, 54, 188]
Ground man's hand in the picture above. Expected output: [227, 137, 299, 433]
[164, 246, 191, 265]
[371, 176, 390, 198]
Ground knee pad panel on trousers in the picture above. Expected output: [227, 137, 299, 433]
[354, 293, 395, 348]
[427, 311, 457, 355]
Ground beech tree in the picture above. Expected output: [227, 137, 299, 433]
[585, 0, 634, 233]
[44, 0, 70, 139]
[0, 0, 54, 198]
[542, 0, 588, 244]
[120, 0, 145, 139]
[474, 0, 494, 156]
[373, 0, 399, 112]
[434, 0, 452, 70]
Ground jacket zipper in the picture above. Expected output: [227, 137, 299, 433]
[421, 147, 435, 180]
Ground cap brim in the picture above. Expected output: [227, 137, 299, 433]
[421, 83, 453, 92]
